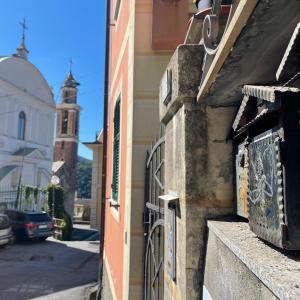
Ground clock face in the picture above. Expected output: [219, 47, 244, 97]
[51, 175, 60, 185]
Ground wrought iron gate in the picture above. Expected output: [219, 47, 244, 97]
[143, 129, 165, 300]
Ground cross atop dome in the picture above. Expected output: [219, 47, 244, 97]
[14, 18, 29, 60]
[20, 18, 28, 47]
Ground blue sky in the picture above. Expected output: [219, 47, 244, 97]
[0, 1, 106, 160]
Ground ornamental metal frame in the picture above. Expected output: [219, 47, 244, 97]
[200, 0, 234, 86]
[143, 128, 165, 300]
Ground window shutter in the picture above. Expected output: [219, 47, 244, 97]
[112, 98, 121, 201]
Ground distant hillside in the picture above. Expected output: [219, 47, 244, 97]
[76, 156, 92, 199]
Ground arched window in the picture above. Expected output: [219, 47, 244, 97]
[18, 111, 26, 140]
[62, 111, 68, 134]
[75, 112, 79, 136]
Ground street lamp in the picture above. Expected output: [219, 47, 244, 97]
[50, 175, 60, 219]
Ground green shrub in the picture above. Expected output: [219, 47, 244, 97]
[62, 213, 72, 240]
[44, 184, 72, 241]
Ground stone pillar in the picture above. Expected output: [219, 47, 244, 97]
[159, 45, 235, 299]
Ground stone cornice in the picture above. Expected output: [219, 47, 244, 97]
[56, 103, 82, 111]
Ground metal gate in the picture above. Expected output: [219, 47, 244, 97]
[143, 129, 165, 300]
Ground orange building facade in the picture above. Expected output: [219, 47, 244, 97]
[103, 1, 195, 299]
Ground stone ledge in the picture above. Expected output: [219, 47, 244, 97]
[159, 44, 204, 125]
[207, 219, 300, 300]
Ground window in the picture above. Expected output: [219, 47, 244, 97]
[62, 111, 68, 134]
[114, 0, 121, 21]
[75, 112, 79, 136]
[27, 213, 51, 222]
[18, 111, 26, 140]
[112, 97, 121, 201]
[61, 141, 65, 150]
[11, 169, 20, 188]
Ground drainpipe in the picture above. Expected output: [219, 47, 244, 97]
[96, 0, 111, 299]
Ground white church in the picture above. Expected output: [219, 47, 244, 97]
[0, 24, 55, 191]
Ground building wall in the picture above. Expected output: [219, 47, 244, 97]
[104, 1, 131, 299]
[125, 1, 176, 298]
[103, 1, 192, 299]
[0, 57, 55, 189]
[163, 104, 235, 300]
[86, 142, 103, 229]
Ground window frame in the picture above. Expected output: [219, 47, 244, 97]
[114, 0, 121, 21]
[61, 110, 68, 134]
[75, 111, 79, 136]
[111, 95, 121, 203]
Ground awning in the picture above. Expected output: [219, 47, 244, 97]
[243, 85, 300, 103]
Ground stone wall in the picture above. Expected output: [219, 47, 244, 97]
[204, 220, 300, 300]
[163, 103, 235, 300]
[160, 44, 236, 299]
[204, 223, 277, 300]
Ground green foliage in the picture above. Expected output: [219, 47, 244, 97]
[24, 186, 31, 200]
[76, 156, 92, 199]
[45, 185, 64, 219]
[62, 213, 72, 241]
[22, 185, 42, 209]
[44, 184, 72, 241]
[33, 187, 39, 204]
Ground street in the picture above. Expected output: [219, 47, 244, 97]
[0, 238, 99, 300]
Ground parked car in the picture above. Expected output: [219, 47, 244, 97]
[0, 213, 13, 247]
[5, 210, 54, 241]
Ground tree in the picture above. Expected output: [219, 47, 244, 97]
[76, 156, 92, 199]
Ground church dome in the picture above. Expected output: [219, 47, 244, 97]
[0, 56, 55, 107]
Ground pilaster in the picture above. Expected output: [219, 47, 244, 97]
[160, 44, 235, 299]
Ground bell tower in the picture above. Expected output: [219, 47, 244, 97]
[54, 70, 81, 218]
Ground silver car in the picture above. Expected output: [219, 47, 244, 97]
[0, 214, 13, 247]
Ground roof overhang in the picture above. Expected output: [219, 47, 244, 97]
[197, 0, 300, 106]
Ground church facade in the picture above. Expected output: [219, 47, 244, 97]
[0, 34, 55, 193]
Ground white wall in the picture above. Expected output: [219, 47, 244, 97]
[0, 56, 55, 189]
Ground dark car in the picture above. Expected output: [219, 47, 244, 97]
[5, 210, 54, 241]
[0, 214, 13, 247]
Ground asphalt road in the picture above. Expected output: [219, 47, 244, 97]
[0, 238, 99, 300]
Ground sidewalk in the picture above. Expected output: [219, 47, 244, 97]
[72, 224, 99, 241]
[31, 283, 97, 300]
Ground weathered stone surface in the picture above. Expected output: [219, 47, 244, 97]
[163, 102, 235, 299]
[159, 44, 204, 124]
[206, 220, 300, 300]
[184, 15, 204, 45]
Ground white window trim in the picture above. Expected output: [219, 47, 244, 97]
[113, 0, 121, 22]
